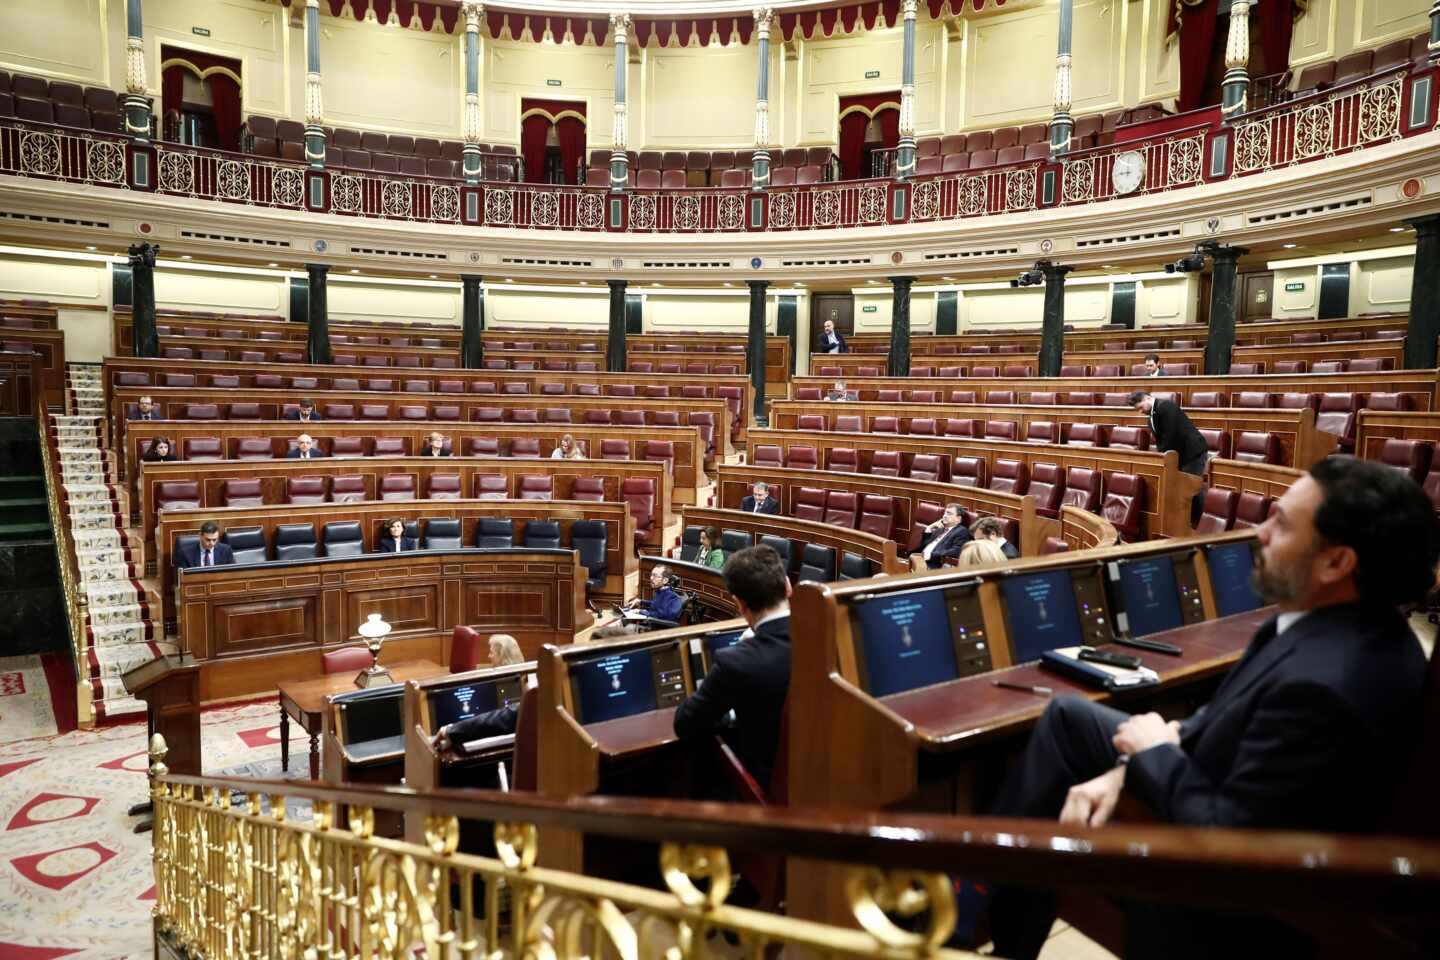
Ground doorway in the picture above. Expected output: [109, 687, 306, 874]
[1240, 271, 1274, 321]
[810, 294, 854, 356]
[160, 46, 243, 151]
[519, 99, 587, 185]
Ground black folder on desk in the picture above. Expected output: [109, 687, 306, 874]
[1040, 646, 1161, 692]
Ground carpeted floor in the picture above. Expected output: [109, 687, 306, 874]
[0, 701, 307, 959]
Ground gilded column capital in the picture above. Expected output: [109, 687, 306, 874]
[753, 7, 774, 32]
[305, 0, 319, 8]
[902, 0, 918, 21]
[610, 11, 631, 42]
[463, 1, 484, 32]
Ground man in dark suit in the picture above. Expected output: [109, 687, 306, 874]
[740, 481, 781, 515]
[418, 432, 451, 457]
[972, 517, 1019, 559]
[129, 396, 159, 421]
[913, 504, 972, 568]
[283, 398, 323, 422]
[987, 457, 1439, 960]
[285, 434, 328, 459]
[675, 545, 791, 790]
[1142, 353, 1161, 377]
[376, 519, 418, 554]
[1129, 390, 1207, 477]
[174, 520, 236, 569]
[817, 318, 848, 354]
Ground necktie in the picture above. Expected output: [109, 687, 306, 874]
[302, 451, 308, 459]
[203, 550, 211, 568]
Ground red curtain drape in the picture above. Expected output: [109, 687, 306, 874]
[838, 112, 869, 179]
[519, 113, 550, 183]
[838, 92, 900, 179]
[207, 73, 242, 153]
[1176, 0, 1219, 112]
[554, 116, 586, 185]
[161, 64, 185, 131]
[1256, 0, 1295, 76]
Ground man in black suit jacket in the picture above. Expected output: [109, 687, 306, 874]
[283, 399, 323, 422]
[129, 396, 159, 421]
[972, 517, 1019, 559]
[376, 519, 419, 554]
[174, 520, 236, 569]
[739, 481, 781, 515]
[1130, 390, 1207, 477]
[285, 434, 328, 459]
[817, 318, 848, 354]
[913, 504, 972, 568]
[987, 457, 1439, 960]
[675, 545, 791, 791]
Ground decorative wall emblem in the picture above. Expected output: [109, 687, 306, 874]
[1038, 238, 1054, 253]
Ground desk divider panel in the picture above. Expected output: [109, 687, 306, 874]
[747, 427, 1201, 540]
[784, 529, 1266, 928]
[1355, 410, 1440, 460]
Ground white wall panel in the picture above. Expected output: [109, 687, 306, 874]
[321, 15, 459, 134]
[328, 281, 459, 324]
[485, 288, 609, 328]
[0, 0, 109, 86]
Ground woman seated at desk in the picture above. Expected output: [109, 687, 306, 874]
[142, 436, 177, 463]
[376, 519, 417, 553]
[431, 634, 530, 752]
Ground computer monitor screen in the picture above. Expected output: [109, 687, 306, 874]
[569, 648, 661, 724]
[700, 629, 745, 675]
[1114, 556, 1184, 638]
[1206, 541, 1265, 616]
[430, 681, 501, 730]
[1002, 570, 1085, 663]
[854, 588, 959, 697]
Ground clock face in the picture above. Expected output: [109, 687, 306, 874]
[1112, 151, 1145, 195]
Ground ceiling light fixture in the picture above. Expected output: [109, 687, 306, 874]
[1281, 243, 1297, 249]
[349, 268, 360, 274]
[180, 254, 192, 260]
[267, 262, 279, 268]
[85, 245, 97, 251]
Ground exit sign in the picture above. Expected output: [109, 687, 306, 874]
[864, 70, 881, 79]
[192, 26, 211, 36]
[861, 304, 878, 313]
[1284, 282, 1305, 291]
[546, 79, 562, 87]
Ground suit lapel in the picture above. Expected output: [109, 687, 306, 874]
[1186, 616, 1302, 740]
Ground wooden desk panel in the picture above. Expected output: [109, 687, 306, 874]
[158, 500, 631, 633]
[114, 308, 463, 352]
[1231, 339, 1405, 371]
[101, 356, 753, 450]
[146, 335, 457, 368]
[1232, 314, 1408, 346]
[1207, 457, 1307, 502]
[483, 331, 791, 388]
[1355, 410, 1440, 460]
[110, 386, 717, 498]
[0, 304, 61, 329]
[134, 454, 669, 558]
[1060, 504, 1118, 551]
[0, 329, 64, 410]
[0, 352, 42, 416]
[714, 463, 1039, 557]
[748, 427, 1201, 539]
[681, 505, 907, 575]
[768, 399, 1335, 470]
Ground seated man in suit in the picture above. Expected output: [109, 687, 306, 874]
[1129, 390, 1207, 478]
[912, 503, 972, 569]
[283, 398, 323, 422]
[1142, 353, 1161, 377]
[174, 520, 235, 569]
[674, 545, 791, 791]
[972, 516, 1019, 559]
[376, 519, 418, 554]
[129, 395, 159, 421]
[824, 380, 851, 402]
[419, 432, 451, 457]
[987, 457, 1439, 960]
[817, 318, 848, 354]
[286, 433, 327, 459]
[740, 481, 781, 515]
[621, 565, 685, 625]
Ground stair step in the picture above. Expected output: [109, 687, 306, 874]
[0, 476, 45, 499]
[0, 499, 49, 527]
[0, 522, 51, 542]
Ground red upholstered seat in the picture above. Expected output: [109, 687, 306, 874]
[287, 476, 329, 504]
[1029, 392, 1057, 405]
[857, 495, 895, 539]
[157, 481, 201, 511]
[1041, 536, 1070, 555]
[824, 491, 860, 529]
[909, 454, 944, 483]
[1316, 393, 1358, 451]
[797, 414, 826, 431]
[509, 409, 539, 424]
[322, 646, 373, 675]
[329, 437, 365, 458]
[1092, 364, 1122, 377]
[828, 448, 859, 472]
[872, 416, 900, 434]
[1232, 391, 1272, 409]
[427, 474, 462, 499]
[951, 457, 985, 487]
[323, 403, 355, 420]
[945, 418, 981, 438]
[1197, 428, 1231, 459]
[518, 475, 553, 500]
[449, 625, 483, 673]
[1230, 362, 1262, 375]
[502, 382, 531, 395]
[877, 389, 902, 403]
[794, 487, 825, 521]
[1348, 357, 1392, 372]
[1059, 365, 1087, 377]
[223, 479, 264, 508]
[750, 444, 781, 469]
[1233, 492, 1272, 529]
[474, 475, 507, 499]
[909, 418, 938, 436]
[182, 437, 223, 461]
[908, 390, 938, 403]
[971, 366, 998, 378]
[1379, 439, 1433, 484]
[1101, 473, 1145, 541]
[834, 415, 863, 433]
[184, 403, 221, 420]
[795, 388, 822, 401]
[1107, 425, 1149, 450]
[906, 502, 947, 553]
[1234, 431, 1282, 464]
[1025, 421, 1057, 443]
[785, 446, 818, 469]
[623, 477, 656, 540]
[984, 420, 1017, 440]
[235, 438, 274, 460]
[870, 451, 902, 477]
[330, 475, 366, 503]
[986, 390, 1015, 404]
[989, 459, 1029, 494]
[1365, 392, 1410, 411]
[571, 477, 606, 502]
[1196, 488, 1238, 534]
[509, 438, 541, 457]
[1189, 391, 1226, 408]
[600, 439, 629, 460]
[380, 475, 416, 500]
[1029, 463, 1064, 518]
[373, 438, 406, 456]
[1311, 360, 1348, 374]
[1060, 466, 1101, 512]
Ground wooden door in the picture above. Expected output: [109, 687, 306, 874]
[811, 294, 854, 338]
[1241, 271, 1274, 321]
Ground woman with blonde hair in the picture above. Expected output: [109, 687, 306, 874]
[956, 538, 1008, 570]
[488, 633, 524, 665]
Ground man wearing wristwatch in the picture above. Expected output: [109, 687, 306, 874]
[985, 458, 1438, 960]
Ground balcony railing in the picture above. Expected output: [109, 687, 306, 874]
[0, 66, 1430, 237]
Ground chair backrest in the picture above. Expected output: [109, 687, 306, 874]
[1060, 466, 1101, 511]
[753, 445, 784, 468]
[1196, 488, 1239, 534]
[906, 502, 947, 553]
[274, 522, 318, 561]
[909, 454, 944, 482]
[796, 543, 836, 583]
[518, 475, 554, 500]
[857, 495, 894, 539]
[1107, 425, 1149, 451]
[424, 518, 462, 550]
[988, 459, 1029, 494]
[570, 519, 608, 582]
[951, 456, 985, 487]
[322, 520, 365, 557]
[322, 646, 373, 675]
[475, 517, 514, 548]
[331, 475, 366, 503]
[222, 525, 268, 564]
[793, 487, 826, 522]
[379, 475, 416, 500]
[427, 474, 462, 499]
[522, 519, 562, 549]
[1234, 431, 1281, 464]
[1025, 421, 1057, 444]
[1100, 473, 1145, 541]
[828, 448, 859, 472]
[984, 420, 1017, 441]
[1233, 391, 1273, 409]
[823, 491, 859, 529]
[450, 625, 483, 673]
[1233, 492, 1272, 529]
[572, 477, 606, 501]
[622, 477, 656, 532]
[870, 450, 902, 477]
[286, 476, 329, 504]
[1029, 463, 1064, 513]
[720, 529, 752, 554]
[1379, 439, 1434, 484]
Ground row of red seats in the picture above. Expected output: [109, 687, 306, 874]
[0, 72, 121, 133]
[1257, 328, 1404, 344]
[157, 345, 454, 367]
[907, 105, 1168, 177]
[1291, 33, 1431, 97]
[582, 147, 837, 189]
[155, 324, 447, 347]
[1376, 439, 1440, 514]
[241, 115, 518, 176]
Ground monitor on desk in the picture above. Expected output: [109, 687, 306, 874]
[430, 677, 523, 731]
[1205, 540, 1265, 616]
[689, 628, 745, 681]
[1000, 565, 1112, 663]
[1108, 551, 1207, 639]
[851, 582, 990, 697]
[569, 642, 687, 724]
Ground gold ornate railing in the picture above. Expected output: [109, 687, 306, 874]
[147, 734, 1440, 960]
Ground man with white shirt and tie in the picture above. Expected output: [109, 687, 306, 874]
[174, 520, 235, 569]
[739, 481, 780, 515]
[286, 434, 328, 459]
[912, 503, 972, 569]
[129, 395, 159, 421]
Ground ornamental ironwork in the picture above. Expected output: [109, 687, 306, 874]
[1005, 167, 1036, 211]
[577, 192, 605, 229]
[673, 194, 701, 230]
[20, 131, 60, 176]
[217, 160, 251, 201]
[813, 189, 840, 226]
[858, 185, 886, 224]
[1232, 120, 1271, 173]
[485, 188, 514, 225]
[911, 180, 938, 220]
[1358, 74, 1403, 143]
[86, 140, 126, 184]
[717, 193, 744, 230]
[382, 179, 412, 218]
[432, 185, 460, 222]
[271, 167, 305, 208]
[630, 194, 656, 230]
[531, 190, 560, 227]
[958, 176, 988, 216]
[331, 174, 363, 213]
[1294, 103, 1334, 161]
[1166, 135, 1204, 187]
[768, 190, 796, 228]
[1061, 157, 1094, 203]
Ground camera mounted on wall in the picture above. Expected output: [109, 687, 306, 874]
[1164, 240, 1223, 274]
[1010, 260, 1051, 288]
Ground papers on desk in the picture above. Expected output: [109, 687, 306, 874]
[459, 733, 516, 755]
[1040, 646, 1160, 691]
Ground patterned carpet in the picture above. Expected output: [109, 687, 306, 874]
[0, 701, 306, 959]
